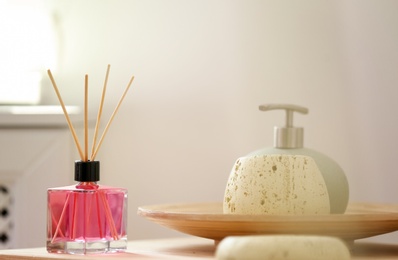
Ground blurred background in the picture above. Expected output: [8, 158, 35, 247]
[0, 0, 397, 248]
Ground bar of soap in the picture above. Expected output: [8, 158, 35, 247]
[215, 235, 351, 260]
[223, 155, 330, 215]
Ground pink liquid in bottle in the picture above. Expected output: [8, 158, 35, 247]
[47, 161, 127, 254]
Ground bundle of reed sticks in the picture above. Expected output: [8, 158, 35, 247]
[47, 65, 134, 161]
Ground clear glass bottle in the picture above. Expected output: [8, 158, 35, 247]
[47, 161, 128, 254]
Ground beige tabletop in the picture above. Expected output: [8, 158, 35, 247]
[0, 237, 398, 260]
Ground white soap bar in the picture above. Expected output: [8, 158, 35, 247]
[215, 235, 351, 260]
[224, 155, 330, 214]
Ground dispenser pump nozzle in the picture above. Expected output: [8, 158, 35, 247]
[259, 104, 308, 149]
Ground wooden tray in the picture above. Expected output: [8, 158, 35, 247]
[138, 202, 398, 242]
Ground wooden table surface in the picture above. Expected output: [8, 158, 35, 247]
[1, 237, 398, 260]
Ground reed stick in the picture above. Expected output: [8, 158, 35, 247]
[84, 75, 89, 162]
[95, 193, 104, 238]
[47, 70, 85, 160]
[51, 193, 71, 243]
[91, 75, 135, 160]
[91, 65, 110, 160]
[100, 191, 119, 240]
[71, 193, 78, 240]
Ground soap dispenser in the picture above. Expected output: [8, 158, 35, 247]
[223, 104, 349, 215]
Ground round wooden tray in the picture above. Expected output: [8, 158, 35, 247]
[138, 202, 398, 242]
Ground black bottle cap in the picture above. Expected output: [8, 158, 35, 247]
[74, 160, 100, 182]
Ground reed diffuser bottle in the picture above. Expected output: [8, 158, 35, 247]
[47, 161, 128, 254]
[46, 65, 134, 254]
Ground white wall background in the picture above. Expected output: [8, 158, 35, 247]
[36, 0, 398, 243]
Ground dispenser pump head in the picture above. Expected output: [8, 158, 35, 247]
[259, 104, 308, 149]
